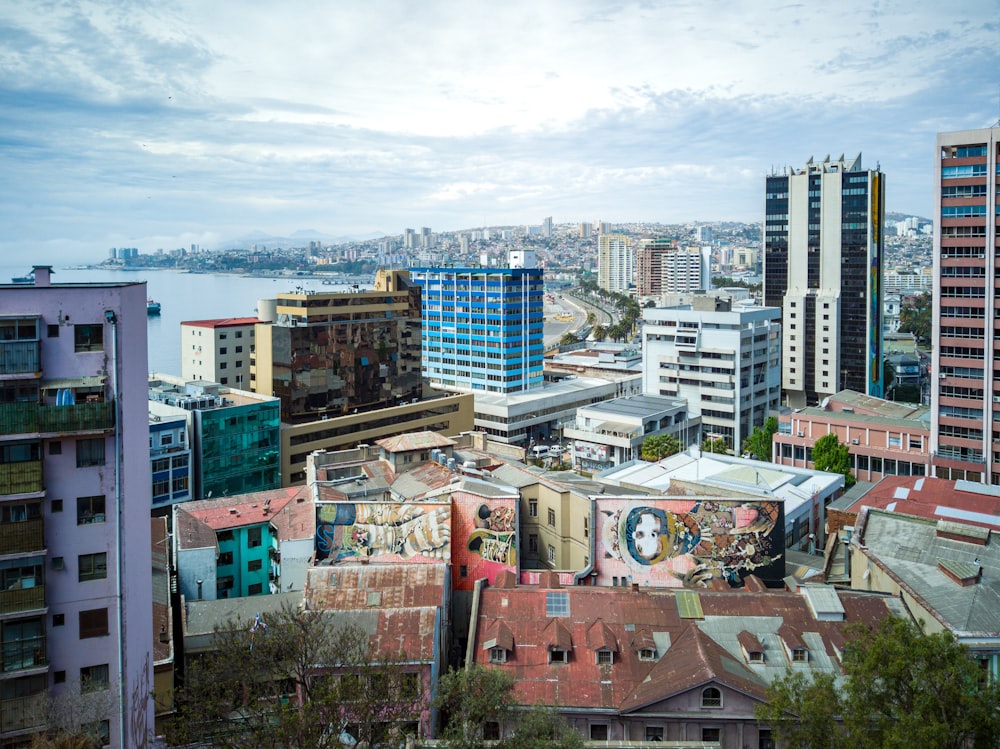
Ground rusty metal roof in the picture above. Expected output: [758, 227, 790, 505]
[375, 431, 457, 453]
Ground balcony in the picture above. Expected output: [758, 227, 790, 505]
[0, 692, 47, 736]
[0, 586, 44, 616]
[0, 519, 44, 555]
[0, 341, 40, 377]
[0, 461, 42, 495]
[1, 638, 47, 675]
[0, 401, 114, 437]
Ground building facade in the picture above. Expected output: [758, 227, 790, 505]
[597, 234, 632, 293]
[180, 317, 258, 387]
[643, 297, 781, 452]
[764, 154, 885, 408]
[148, 404, 191, 509]
[252, 269, 423, 422]
[0, 267, 153, 748]
[930, 127, 1000, 484]
[411, 264, 544, 395]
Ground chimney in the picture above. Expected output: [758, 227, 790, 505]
[33, 266, 53, 287]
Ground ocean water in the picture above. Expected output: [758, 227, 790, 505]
[1, 264, 364, 376]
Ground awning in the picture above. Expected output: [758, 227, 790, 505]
[40, 376, 106, 390]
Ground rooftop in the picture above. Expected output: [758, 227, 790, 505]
[181, 316, 260, 329]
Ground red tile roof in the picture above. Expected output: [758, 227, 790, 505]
[843, 476, 1000, 530]
[180, 486, 307, 532]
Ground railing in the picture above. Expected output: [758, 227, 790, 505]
[0, 460, 42, 494]
[0, 519, 44, 555]
[0, 692, 48, 735]
[1, 638, 47, 674]
[0, 586, 45, 616]
[0, 341, 40, 375]
[0, 401, 114, 436]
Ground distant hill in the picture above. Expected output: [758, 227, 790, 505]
[214, 229, 388, 250]
[887, 210, 931, 225]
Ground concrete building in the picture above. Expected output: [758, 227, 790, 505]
[930, 127, 1000, 484]
[637, 240, 710, 297]
[180, 316, 258, 387]
[597, 233, 632, 293]
[774, 390, 931, 483]
[562, 393, 698, 472]
[643, 297, 781, 452]
[412, 261, 544, 395]
[635, 238, 676, 297]
[148, 403, 192, 509]
[0, 266, 153, 747]
[764, 154, 886, 408]
[148, 375, 281, 500]
[252, 269, 423, 423]
[544, 343, 643, 382]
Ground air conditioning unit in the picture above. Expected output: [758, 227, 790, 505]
[797, 431, 805, 437]
[993, 396, 1000, 404]
[851, 439, 859, 445]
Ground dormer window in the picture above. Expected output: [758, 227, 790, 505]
[489, 647, 508, 664]
[748, 650, 765, 663]
[596, 649, 613, 666]
[701, 686, 722, 708]
[638, 647, 657, 661]
[550, 648, 568, 664]
[792, 647, 809, 663]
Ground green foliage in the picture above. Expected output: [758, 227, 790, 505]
[591, 324, 607, 341]
[701, 437, 728, 454]
[435, 667, 583, 749]
[559, 332, 579, 346]
[811, 433, 855, 488]
[742, 416, 778, 460]
[899, 291, 932, 344]
[757, 617, 1000, 749]
[641, 434, 681, 462]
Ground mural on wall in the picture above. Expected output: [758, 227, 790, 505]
[597, 497, 784, 588]
[451, 493, 518, 590]
[315, 502, 451, 562]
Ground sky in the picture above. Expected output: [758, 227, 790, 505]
[2, 1, 998, 262]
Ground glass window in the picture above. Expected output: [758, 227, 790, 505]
[76, 496, 105, 525]
[80, 663, 110, 693]
[590, 724, 609, 741]
[702, 686, 722, 708]
[545, 591, 570, 617]
[79, 608, 109, 638]
[247, 527, 263, 548]
[73, 324, 103, 353]
[76, 438, 105, 467]
[78, 553, 107, 582]
[247, 559, 262, 572]
[646, 727, 664, 742]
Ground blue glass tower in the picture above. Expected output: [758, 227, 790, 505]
[412, 266, 544, 393]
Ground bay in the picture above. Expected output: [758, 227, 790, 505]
[1, 264, 367, 377]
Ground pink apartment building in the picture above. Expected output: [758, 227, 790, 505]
[774, 390, 930, 483]
[0, 267, 153, 747]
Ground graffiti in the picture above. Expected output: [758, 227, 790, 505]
[128, 655, 151, 749]
[316, 502, 451, 561]
[599, 498, 783, 587]
[466, 504, 516, 566]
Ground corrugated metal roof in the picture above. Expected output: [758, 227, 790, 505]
[376, 431, 457, 452]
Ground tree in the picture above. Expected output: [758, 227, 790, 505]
[757, 617, 1000, 749]
[701, 437, 728, 454]
[742, 416, 778, 460]
[640, 434, 681, 462]
[166, 602, 423, 749]
[899, 291, 932, 344]
[591, 324, 607, 341]
[811, 433, 855, 488]
[559, 332, 579, 346]
[435, 666, 582, 749]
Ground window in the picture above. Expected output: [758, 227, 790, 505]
[79, 608, 109, 638]
[528, 534, 538, 553]
[596, 649, 613, 665]
[529, 500, 537, 517]
[219, 347, 227, 355]
[49, 441, 61, 455]
[247, 559, 262, 572]
[759, 728, 775, 749]
[74, 324, 103, 353]
[792, 648, 809, 662]
[639, 647, 656, 661]
[80, 663, 110, 693]
[547, 508, 556, 527]
[483, 722, 501, 741]
[702, 686, 722, 708]
[218, 551, 233, 566]
[53, 614, 65, 627]
[78, 552, 107, 582]
[47, 324, 59, 338]
[248, 583, 263, 595]
[219, 362, 227, 370]
[460, 565, 467, 578]
[235, 346, 243, 353]
[590, 724, 609, 741]
[583, 516, 589, 538]
[51, 498, 62, 512]
[702, 727, 721, 742]
[53, 670, 66, 683]
[247, 527, 262, 548]
[547, 544, 556, 564]
[550, 648, 568, 663]
[76, 496, 105, 525]
[645, 726, 664, 742]
[545, 591, 570, 617]
[76, 438, 105, 467]
[489, 647, 507, 664]
[84, 720, 110, 746]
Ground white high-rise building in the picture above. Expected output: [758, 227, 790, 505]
[598, 233, 632, 293]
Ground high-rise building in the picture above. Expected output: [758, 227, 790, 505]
[253, 270, 423, 423]
[931, 126, 1000, 484]
[180, 316, 258, 386]
[542, 216, 553, 239]
[597, 233, 632, 293]
[635, 238, 675, 296]
[0, 266, 153, 747]
[764, 154, 885, 409]
[643, 296, 782, 451]
[412, 256, 544, 394]
[636, 239, 709, 297]
[578, 222, 592, 239]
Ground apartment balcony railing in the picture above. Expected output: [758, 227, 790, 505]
[0, 586, 44, 616]
[0, 341, 40, 376]
[0, 519, 44, 556]
[1, 638, 47, 674]
[0, 692, 48, 735]
[0, 461, 43, 495]
[0, 401, 114, 436]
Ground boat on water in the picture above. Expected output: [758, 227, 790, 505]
[147, 299, 161, 315]
[11, 271, 34, 284]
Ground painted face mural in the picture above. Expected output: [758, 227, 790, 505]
[315, 502, 451, 562]
[466, 503, 517, 566]
[601, 499, 783, 587]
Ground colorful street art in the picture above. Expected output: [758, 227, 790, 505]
[452, 495, 518, 590]
[315, 502, 451, 562]
[596, 497, 784, 588]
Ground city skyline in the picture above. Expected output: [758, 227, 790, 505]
[2, 1, 997, 263]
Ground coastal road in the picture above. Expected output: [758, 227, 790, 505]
[543, 293, 590, 349]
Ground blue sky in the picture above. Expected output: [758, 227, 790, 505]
[1, 1, 997, 262]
